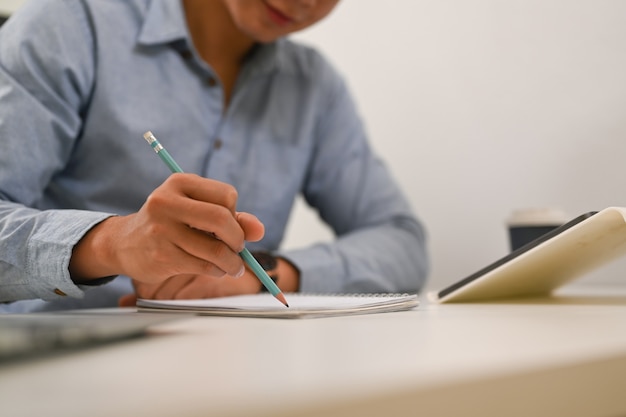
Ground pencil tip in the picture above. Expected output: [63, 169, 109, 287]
[276, 292, 289, 308]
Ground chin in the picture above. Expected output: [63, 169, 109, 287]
[246, 30, 285, 44]
[239, 18, 293, 43]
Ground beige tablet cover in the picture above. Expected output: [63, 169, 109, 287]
[434, 207, 626, 303]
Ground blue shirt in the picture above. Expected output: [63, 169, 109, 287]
[0, 0, 428, 312]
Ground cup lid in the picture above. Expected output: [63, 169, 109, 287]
[506, 207, 570, 226]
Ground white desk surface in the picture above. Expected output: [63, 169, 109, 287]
[2, 285, 626, 417]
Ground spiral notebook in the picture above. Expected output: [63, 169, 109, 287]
[137, 293, 418, 319]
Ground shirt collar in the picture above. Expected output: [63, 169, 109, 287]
[137, 0, 188, 46]
[245, 40, 288, 76]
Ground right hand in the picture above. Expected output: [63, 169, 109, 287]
[69, 173, 265, 285]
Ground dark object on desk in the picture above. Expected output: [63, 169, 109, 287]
[0, 311, 177, 363]
[509, 225, 561, 252]
[430, 208, 626, 303]
[506, 207, 569, 251]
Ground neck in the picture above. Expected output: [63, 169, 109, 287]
[183, 0, 254, 64]
[182, 0, 256, 104]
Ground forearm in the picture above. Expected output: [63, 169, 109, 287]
[280, 216, 429, 294]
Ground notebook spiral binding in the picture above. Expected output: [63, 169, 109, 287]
[294, 292, 414, 298]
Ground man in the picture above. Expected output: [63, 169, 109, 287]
[0, 0, 428, 312]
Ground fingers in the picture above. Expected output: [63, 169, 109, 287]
[134, 275, 219, 300]
[115, 215, 242, 281]
[172, 227, 245, 277]
[115, 174, 267, 287]
[148, 174, 246, 252]
[134, 271, 263, 301]
[168, 173, 239, 212]
[143, 274, 197, 300]
[236, 212, 265, 242]
[169, 275, 220, 299]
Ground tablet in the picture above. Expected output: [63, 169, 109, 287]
[433, 207, 626, 303]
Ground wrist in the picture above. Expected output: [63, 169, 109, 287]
[70, 216, 120, 284]
[250, 251, 300, 293]
[250, 252, 278, 292]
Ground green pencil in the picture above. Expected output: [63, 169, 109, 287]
[143, 131, 289, 307]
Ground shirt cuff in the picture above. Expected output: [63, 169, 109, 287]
[278, 244, 346, 294]
[26, 210, 115, 300]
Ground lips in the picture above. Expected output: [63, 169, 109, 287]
[264, 1, 294, 26]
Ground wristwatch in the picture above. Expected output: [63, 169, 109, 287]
[250, 251, 279, 292]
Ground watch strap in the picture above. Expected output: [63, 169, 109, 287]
[250, 251, 278, 292]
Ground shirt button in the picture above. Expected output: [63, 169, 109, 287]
[213, 138, 223, 150]
[179, 50, 193, 60]
[54, 288, 67, 296]
[206, 76, 217, 87]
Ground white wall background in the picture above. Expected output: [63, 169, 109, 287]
[2, 0, 626, 291]
[291, 0, 626, 291]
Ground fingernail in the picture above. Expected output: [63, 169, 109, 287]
[235, 266, 245, 278]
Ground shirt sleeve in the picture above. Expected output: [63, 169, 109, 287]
[279, 60, 429, 294]
[0, 1, 115, 302]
